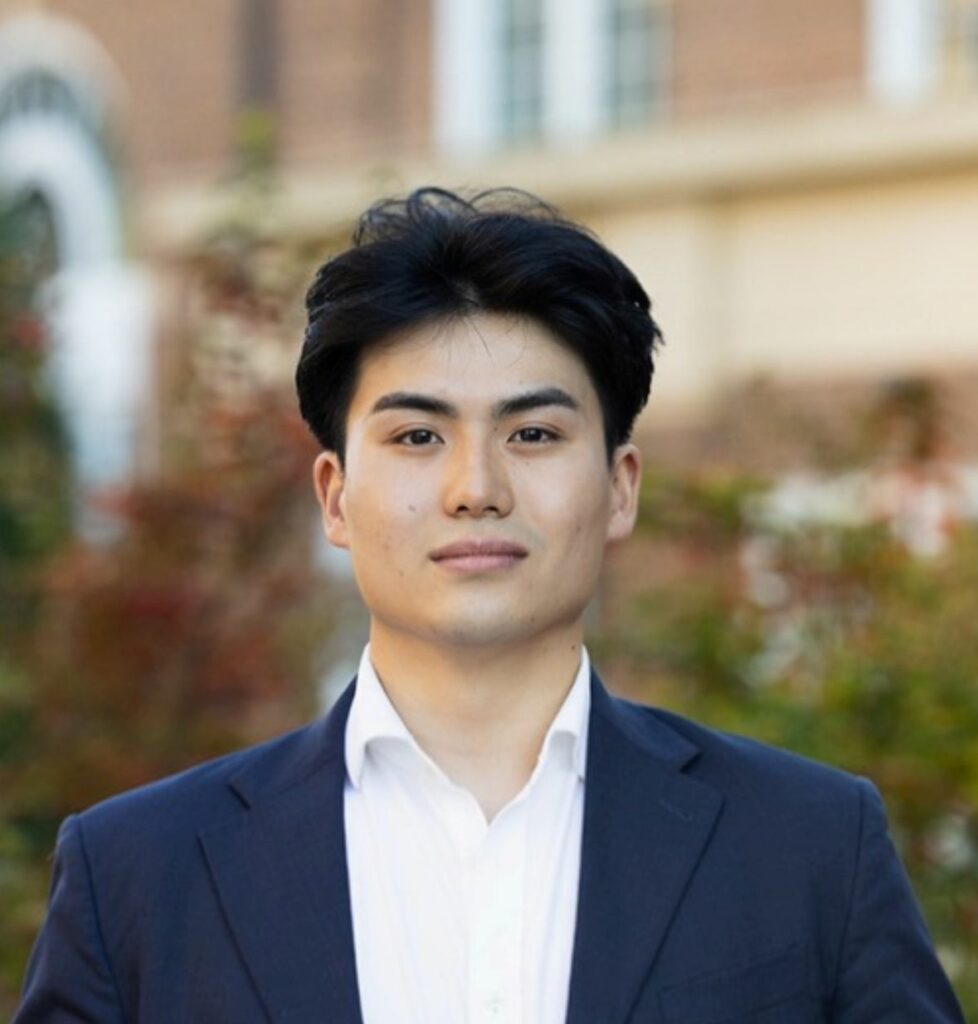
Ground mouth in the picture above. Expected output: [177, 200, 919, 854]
[429, 539, 529, 573]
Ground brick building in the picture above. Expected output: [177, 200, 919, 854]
[2, 0, 978, 487]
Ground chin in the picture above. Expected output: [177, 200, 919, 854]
[388, 606, 532, 648]
[426, 621, 530, 648]
[424, 604, 583, 650]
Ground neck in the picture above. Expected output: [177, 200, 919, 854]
[366, 623, 585, 818]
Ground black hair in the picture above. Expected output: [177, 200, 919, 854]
[296, 186, 662, 463]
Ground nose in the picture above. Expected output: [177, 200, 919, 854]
[442, 436, 513, 518]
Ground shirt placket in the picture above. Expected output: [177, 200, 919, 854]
[465, 804, 525, 1024]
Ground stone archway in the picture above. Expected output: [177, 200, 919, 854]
[0, 12, 154, 534]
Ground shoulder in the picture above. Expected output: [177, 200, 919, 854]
[610, 695, 872, 829]
[623, 695, 859, 783]
[74, 715, 334, 857]
[609, 696, 886, 924]
[666, 703, 855, 783]
[76, 680, 354, 848]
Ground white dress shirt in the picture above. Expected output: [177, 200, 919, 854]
[343, 644, 590, 1024]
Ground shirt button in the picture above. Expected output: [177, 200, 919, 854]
[485, 993, 505, 1014]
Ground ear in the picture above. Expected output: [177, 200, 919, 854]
[606, 442, 642, 544]
[312, 451, 350, 550]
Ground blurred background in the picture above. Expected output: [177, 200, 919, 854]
[1, 0, 977, 1014]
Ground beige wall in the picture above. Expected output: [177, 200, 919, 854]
[591, 201, 729, 416]
[595, 171, 978, 421]
[592, 168, 978, 422]
[569, 111, 978, 422]
[724, 174, 978, 379]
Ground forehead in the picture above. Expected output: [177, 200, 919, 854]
[350, 313, 599, 412]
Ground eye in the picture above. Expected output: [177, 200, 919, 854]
[511, 426, 557, 444]
[395, 428, 441, 447]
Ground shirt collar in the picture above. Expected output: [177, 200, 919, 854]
[344, 644, 591, 789]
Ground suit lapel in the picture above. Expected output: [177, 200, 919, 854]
[564, 674, 724, 1024]
[199, 682, 363, 1024]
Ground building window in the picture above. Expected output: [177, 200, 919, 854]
[606, 0, 669, 129]
[499, 0, 545, 143]
[867, 0, 978, 101]
[435, 0, 671, 154]
[866, 0, 941, 103]
[941, 0, 978, 86]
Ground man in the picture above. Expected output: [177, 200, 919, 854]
[17, 187, 963, 1022]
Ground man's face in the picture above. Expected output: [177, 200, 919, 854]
[313, 312, 641, 652]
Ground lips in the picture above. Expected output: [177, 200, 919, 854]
[429, 538, 528, 571]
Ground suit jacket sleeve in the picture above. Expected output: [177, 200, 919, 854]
[14, 814, 125, 1024]
[831, 777, 964, 1022]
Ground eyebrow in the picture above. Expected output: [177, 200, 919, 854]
[369, 387, 580, 420]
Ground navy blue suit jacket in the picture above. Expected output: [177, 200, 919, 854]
[17, 672, 964, 1022]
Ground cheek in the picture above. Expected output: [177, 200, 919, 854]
[523, 461, 610, 535]
[370, 459, 432, 511]
[346, 479, 428, 553]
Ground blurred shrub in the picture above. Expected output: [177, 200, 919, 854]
[0, 197, 71, 643]
[595, 463, 978, 1012]
[0, 211, 329, 1012]
[0, 198, 73, 1010]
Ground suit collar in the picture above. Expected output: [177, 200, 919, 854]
[199, 670, 722, 1024]
[589, 669, 702, 771]
[223, 680, 354, 809]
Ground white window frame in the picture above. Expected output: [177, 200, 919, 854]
[543, 0, 606, 143]
[434, 0, 501, 156]
[434, 0, 671, 156]
[866, 0, 941, 103]
[604, 0, 671, 130]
